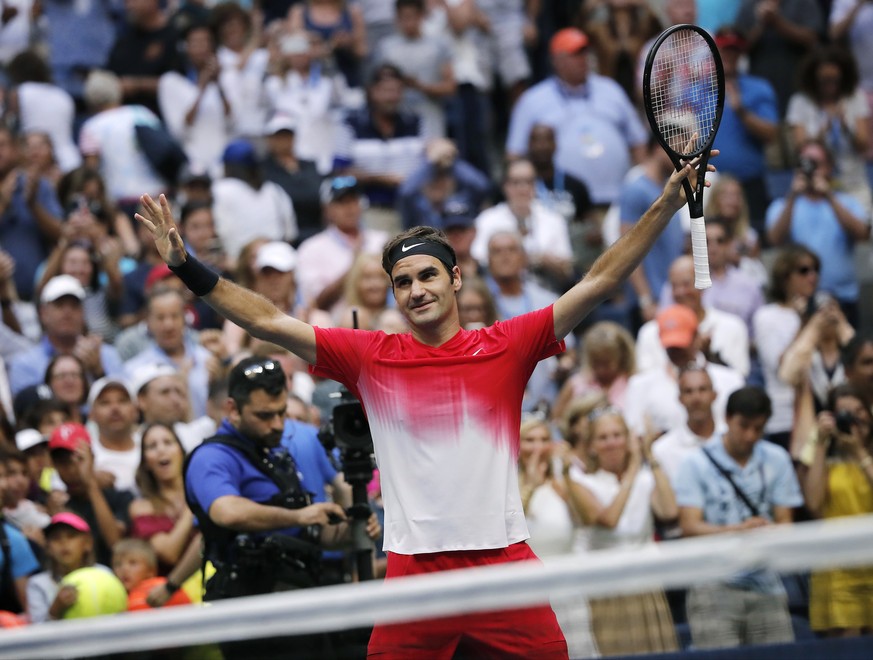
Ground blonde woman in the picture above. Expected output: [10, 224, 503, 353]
[567, 407, 678, 656]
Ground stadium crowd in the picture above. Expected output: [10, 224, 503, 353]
[0, 0, 871, 656]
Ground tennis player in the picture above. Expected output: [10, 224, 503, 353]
[136, 158, 713, 659]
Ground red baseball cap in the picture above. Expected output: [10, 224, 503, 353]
[657, 305, 699, 349]
[144, 264, 177, 293]
[715, 28, 748, 52]
[550, 28, 589, 55]
[48, 422, 91, 453]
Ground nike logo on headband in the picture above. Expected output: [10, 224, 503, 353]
[401, 242, 425, 252]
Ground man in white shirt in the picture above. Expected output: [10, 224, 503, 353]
[86, 377, 140, 493]
[638, 255, 750, 376]
[625, 304, 745, 435]
[653, 366, 724, 486]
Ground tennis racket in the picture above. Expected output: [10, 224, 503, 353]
[642, 24, 724, 290]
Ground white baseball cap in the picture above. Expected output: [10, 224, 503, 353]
[87, 376, 134, 408]
[264, 114, 297, 136]
[41, 275, 86, 304]
[15, 428, 47, 452]
[255, 242, 297, 273]
[129, 363, 180, 396]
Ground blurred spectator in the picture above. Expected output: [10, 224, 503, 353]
[211, 140, 298, 264]
[736, 0, 823, 116]
[527, 123, 596, 274]
[638, 255, 750, 377]
[133, 364, 215, 453]
[15, 425, 53, 503]
[289, 0, 368, 88]
[558, 392, 608, 478]
[517, 418, 600, 660]
[0, 0, 35, 66]
[333, 252, 392, 330]
[829, 0, 873, 159]
[842, 335, 873, 412]
[112, 537, 158, 593]
[261, 115, 325, 243]
[56, 168, 140, 260]
[801, 384, 873, 638]
[552, 321, 635, 421]
[633, 0, 697, 98]
[86, 377, 140, 493]
[697, 218, 764, 336]
[296, 176, 389, 311]
[566, 407, 678, 655]
[472, 158, 573, 290]
[106, 0, 182, 114]
[0, 125, 64, 302]
[475, 0, 535, 106]
[578, 0, 662, 101]
[507, 28, 647, 207]
[8, 275, 124, 396]
[79, 70, 167, 212]
[48, 422, 132, 565]
[695, 0, 743, 33]
[397, 138, 491, 231]
[37, 0, 121, 103]
[442, 201, 482, 280]
[787, 46, 871, 213]
[752, 245, 820, 448]
[19, 132, 63, 190]
[1, 448, 50, 539]
[357, 0, 394, 57]
[374, 0, 456, 139]
[117, 226, 177, 330]
[779, 298, 853, 412]
[212, 2, 270, 140]
[456, 276, 498, 329]
[676, 386, 801, 649]
[711, 27, 778, 228]
[333, 64, 425, 233]
[177, 201, 227, 274]
[619, 139, 685, 323]
[5, 51, 81, 175]
[265, 33, 341, 176]
[0, 249, 34, 360]
[704, 175, 768, 287]
[124, 288, 212, 419]
[765, 139, 869, 326]
[175, 165, 213, 207]
[652, 366, 723, 487]
[35, 238, 124, 343]
[44, 355, 88, 426]
[624, 305, 745, 436]
[158, 23, 235, 175]
[26, 512, 93, 622]
[128, 423, 197, 572]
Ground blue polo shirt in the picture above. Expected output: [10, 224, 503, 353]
[713, 75, 779, 180]
[0, 522, 39, 580]
[675, 435, 803, 593]
[765, 193, 867, 302]
[185, 421, 309, 541]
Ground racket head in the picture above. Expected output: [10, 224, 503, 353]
[642, 24, 725, 162]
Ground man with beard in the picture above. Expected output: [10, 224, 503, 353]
[183, 357, 378, 658]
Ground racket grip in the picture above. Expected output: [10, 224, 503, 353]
[689, 216, 712, 290]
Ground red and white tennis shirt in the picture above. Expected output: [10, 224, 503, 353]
[311, 306, 565, 555]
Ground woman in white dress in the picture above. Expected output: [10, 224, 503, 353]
[567, 408, 678, 656]
[518, 418, 599, 659]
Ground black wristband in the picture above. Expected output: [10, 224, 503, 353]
[168, 254, 220, 297]
[164, 578, 181, 595]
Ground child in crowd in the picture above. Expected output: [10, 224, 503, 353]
[1, 449, 50, 549]
[26, 513, 96, 623]
[14, 428, 55, 504]
[112, 538, 158, 594]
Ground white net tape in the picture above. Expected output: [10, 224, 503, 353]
[2, 515, 872, 659]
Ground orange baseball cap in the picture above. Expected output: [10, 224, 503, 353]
[550, 28, 589, 55]
[657, 304, 699, 349]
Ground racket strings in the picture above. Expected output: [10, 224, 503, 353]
[648, 29, 719, 158]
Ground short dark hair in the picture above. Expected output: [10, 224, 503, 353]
[368, 63, 404, 87]
[841, 334, 873, 370]
[827, 383, 869, 412]
[180, 201, 212, 225]
[381, 226, 456, 280]
[726, 386, 772, 420]
[396, 0, 424, 11]
[228, 357, 287, 408]
[7, 50, 51, 85]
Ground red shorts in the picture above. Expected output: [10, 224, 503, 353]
[367, 542, 568, 659]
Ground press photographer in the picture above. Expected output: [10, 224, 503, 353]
[184, 356, 380, 659]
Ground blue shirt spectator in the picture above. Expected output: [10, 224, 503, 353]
[713, 75, 779, 181]
[675, 435, 803, 593]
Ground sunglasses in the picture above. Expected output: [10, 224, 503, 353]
[795, 264, 819, 276]
[242, 360, 280, 379]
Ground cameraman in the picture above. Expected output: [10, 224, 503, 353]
[802, 383, 873, 637]
[765, 139, 869, 327]
[184, 356, 379, 658]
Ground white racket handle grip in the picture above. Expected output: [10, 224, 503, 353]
[690, 216, 711, 289]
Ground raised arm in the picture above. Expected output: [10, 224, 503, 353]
[136, 194, 319, 364]
[553, 155, 716, 338]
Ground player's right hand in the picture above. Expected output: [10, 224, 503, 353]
[135, 194, 187, 267]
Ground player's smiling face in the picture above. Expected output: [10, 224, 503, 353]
[391, 255, 461, 332]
